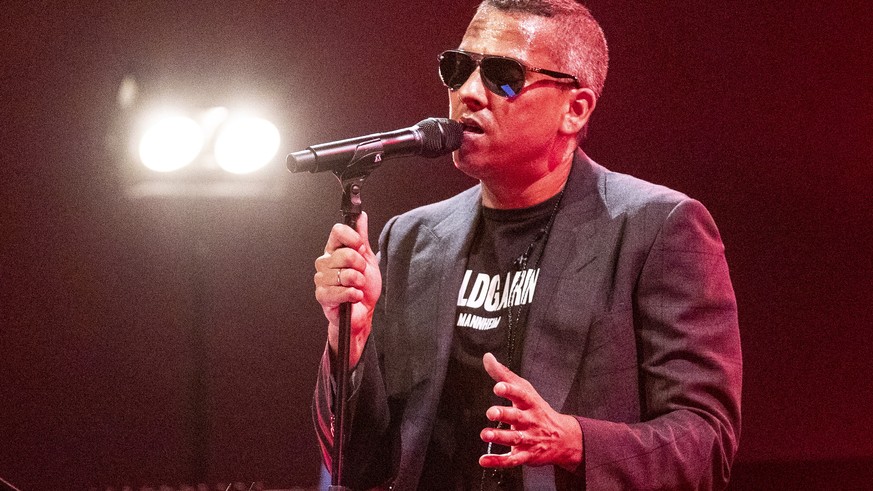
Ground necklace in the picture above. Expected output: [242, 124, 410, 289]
[480, 185, 566, 490]
[503, 187, 565, 372]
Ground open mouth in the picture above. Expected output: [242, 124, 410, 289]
[462, 122, 485, 134]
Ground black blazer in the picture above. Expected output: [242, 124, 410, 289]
[314, 152, 742, 490]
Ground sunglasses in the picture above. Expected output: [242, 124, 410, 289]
[438, 49, 580, 98]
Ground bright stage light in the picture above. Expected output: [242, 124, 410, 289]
[138, 116, 204, 172]
[118, 83, 289, 199]
[214, 117, 281, 174]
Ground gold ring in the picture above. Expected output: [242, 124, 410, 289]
[337, 269, 343, 286]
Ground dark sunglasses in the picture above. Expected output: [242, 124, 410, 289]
[438, 49, 580, 98]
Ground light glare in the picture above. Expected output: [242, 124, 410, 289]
[214, 117, 281, 174]
[139, 116, 204, 172]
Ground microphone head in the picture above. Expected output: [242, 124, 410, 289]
[416, 118, 463, 158]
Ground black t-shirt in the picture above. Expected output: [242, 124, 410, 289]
[420, 193, 561, 490]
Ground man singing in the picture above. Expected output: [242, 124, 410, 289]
[311, 1, 742, 489]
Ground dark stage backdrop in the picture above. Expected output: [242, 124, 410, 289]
[1, 1, 870, 489]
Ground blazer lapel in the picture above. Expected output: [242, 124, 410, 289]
[521, 154, 604, 412]
[396, 187, 481, 410]
[393, 188, 483, 488]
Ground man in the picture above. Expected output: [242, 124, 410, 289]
[312, 1, 741, 489]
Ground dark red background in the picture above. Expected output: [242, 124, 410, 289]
[1, 1, 871, 489]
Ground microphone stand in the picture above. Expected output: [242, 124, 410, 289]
[328, 141, 383, 491]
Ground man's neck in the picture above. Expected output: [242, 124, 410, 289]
[480, 151, 575, 209]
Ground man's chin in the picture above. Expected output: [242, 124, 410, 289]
[453, 152, 497, 181]
[452, 150, 479, 177]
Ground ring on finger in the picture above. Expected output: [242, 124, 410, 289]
[516, 430, 525, 446]
[336, 268, 343, 286]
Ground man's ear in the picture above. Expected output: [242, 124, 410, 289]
[560, 87, 597, 137]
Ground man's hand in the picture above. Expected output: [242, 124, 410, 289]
[479, 352, 583, 472]
[314, 212, 382, 368]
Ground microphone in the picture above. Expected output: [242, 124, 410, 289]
[287, 117, 463, 173]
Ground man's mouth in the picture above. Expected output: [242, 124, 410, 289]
[461, 120, 485, 134]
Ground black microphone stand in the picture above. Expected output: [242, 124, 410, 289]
[327, 141, 384, 491]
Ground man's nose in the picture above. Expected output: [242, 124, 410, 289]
[456, 67, 489, 109]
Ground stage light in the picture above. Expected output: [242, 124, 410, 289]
[138, 115, 204, 172]
[112, 73, 291, 199]
[214, 116, 281, 175]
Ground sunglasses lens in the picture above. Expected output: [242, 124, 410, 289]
[439, 51, 476, 90]
[481, 57, 525, 97]
[438, 51, 527, 98]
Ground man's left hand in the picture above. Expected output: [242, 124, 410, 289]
[479, 352, 583, 472]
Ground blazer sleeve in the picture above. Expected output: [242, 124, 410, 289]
[577, 198, 742, 490]
[312, 337, 395, 488]
[312, 216, 402, 489]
